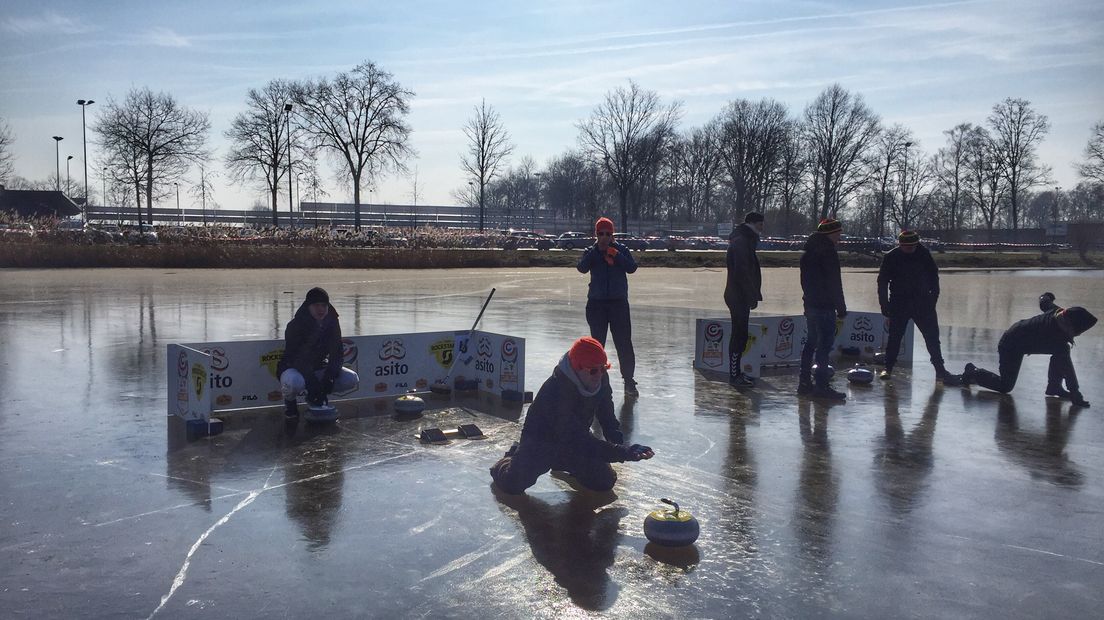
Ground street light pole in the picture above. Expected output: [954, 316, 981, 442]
[52, 136, 63, 192]
[66, 155, 73, 196]
[900, 141, 913, 231]
[284, 103, 293, 229]
[533, 172, 542, 231]
[77, 99, 95, 223]
[174, 182, 180, 224]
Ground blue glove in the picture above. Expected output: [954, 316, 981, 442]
[626, 444, 654, 461]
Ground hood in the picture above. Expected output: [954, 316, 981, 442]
[556, 353, 602, 398]
[294, 299, 339, 322]
[1058, 307, 1097, 338]
[730, 222, 760, 241]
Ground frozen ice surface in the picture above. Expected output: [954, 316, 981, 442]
[0, 267, 1101, 618]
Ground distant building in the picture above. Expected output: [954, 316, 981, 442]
[0, 185, 82, 218]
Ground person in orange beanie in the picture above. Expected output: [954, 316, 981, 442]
[576, 216, 640, 395]
[490, 337, 654, 495]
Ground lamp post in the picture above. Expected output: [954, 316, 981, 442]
[533, 172, 542, 231]
[174, 182, 180, 224]
[1053, 185, 1061, 228]
[284, 103, 293, 229]
[468, 181, 475, 229]
[201, 166, 207, 226]
[52, 136, 63, 192]
[102, 167, 112, 226]
[899, 141, 913, 231]
[66, 155, 73, 196]
[76, 99, 94, 223]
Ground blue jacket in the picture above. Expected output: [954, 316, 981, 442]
[576, 241, 638, 300]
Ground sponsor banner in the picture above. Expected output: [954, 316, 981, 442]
[172, 329, 525, 414]
[694, 311, 913, 371]
[166, 344, 212, 422]
[693, 319, 766, 378]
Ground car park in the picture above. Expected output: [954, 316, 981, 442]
[0, 222, 36, 239]
[555, 231, 595, 250]
[613, 232, 649, 251]
[502, 230, 553, 250]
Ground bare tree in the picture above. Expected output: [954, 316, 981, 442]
[714, 98, 791, 220]
[935, 123, 975, 231]
[963, 126, 1005, 238]
[802, 84, 881, 219]
[187, 166, 219, 225]
[225, 79, 297, 225]
[871, 124, 911, 238]
[1078, 121, 1104, 185]
[774, 123, 809, 235]
[461, 99, 514, 232]
[578, 80, 681, 229]
[670, 126, 723, 222]
[891, 142, 937, 230]
[544, 151, 607, 224]
[93, 88, 210, 229]
[293, 61, 414, 230]
[987, 97, 1051, 233]
[0, 118, 14, 183]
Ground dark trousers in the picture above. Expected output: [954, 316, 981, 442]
[974, 344, 1078, 394]
[801, 308, 837, 385]
[489, 441, 617, 495]
[727, 303, 751, 379]
[586, 298, 635, 382]
[885, 308, 945, 373]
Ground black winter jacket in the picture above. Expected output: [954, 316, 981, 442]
[1001, 305, 1098, 354]
[800, 233, 846, 314]
[877, 245, 939, 316]
[725, 223, 762, 309]
[277, 300, 343, 381]
[519, 358, 630, 462]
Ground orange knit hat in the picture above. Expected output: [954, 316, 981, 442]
[567, 336, 610, 371]
[595, 217, 615, 235]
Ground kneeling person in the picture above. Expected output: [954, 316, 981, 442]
[490, 337, 654, 494]
[278, 287, 360, 422]
[963, 292, 1096, 407]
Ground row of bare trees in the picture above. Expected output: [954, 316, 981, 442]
[462, 83, 1103, 236]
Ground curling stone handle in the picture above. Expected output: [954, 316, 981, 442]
[660, 497, 680, 517]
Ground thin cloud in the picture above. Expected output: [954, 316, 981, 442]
[2, 10, 95, 35]
[139, 27, 191, 48]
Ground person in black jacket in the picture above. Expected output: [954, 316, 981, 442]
[876, 230, 958, 384]
[962, 292, 1096, 407]
[277, 287, 360, 423]
[725, 211, 765, 388]
[799, 219, 847, 400]
[577, 216, 640, 396]
[490, 337, 654, 495]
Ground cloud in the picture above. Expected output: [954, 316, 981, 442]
[2, 10, 94, 35]
[140, 27, 191, 48]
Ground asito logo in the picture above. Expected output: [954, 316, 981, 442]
[379, 339, 405, 361]
[854, 316, 873, 331]
[376, 339, 408, 376]
[850, 315, 875, 343]
[477, 337, 493, 358]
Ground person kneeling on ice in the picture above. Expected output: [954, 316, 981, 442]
[277, 287, 360, 423]
[962, 292, 1096, 407]
[490, 337, 654, 495]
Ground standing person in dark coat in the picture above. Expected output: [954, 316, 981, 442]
[277, 287, 360, 423]
[725, 211, 765, 388]
[962, 293, 1096, 407]
[799, 218, 847, 400]
[490, 337, 654, 495]
[877, 230, 959, 384]
[577, 216, 640, 396]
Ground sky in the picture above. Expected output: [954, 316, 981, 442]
[2, 0, 1102, 212]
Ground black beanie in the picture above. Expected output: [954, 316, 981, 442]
[1060, 307, 1097, 337]
[305, 287, 329, 306]
[744, 211, 764, 224]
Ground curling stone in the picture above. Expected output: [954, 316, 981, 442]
[644, 498, 700, 547]
[394, 393, 426, 415]
[847, 365, 874, 385]
[873, 351, 887, 365]
[304, 403, 338, 423]
[811, 364, 835, 379]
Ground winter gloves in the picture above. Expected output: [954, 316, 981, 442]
[604, 245, 619, 266]
[623, 443, 654, 461]
[1039, 292, 1056, 311]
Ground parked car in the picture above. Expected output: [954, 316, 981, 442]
[502, 230, 553, 250]
[0, 223, 35, 239]
[613, 232, 649, 251]
[87, 224, 123, 244]
[555, 231, 595, 250]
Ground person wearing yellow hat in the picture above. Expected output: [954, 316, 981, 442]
[489, 337, 654, 495]
[876, 230, 959, 385]
[577, 216, 640, 396]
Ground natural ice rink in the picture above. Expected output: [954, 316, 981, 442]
[1, 267, 1102, 618]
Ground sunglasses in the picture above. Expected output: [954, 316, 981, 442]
[583, 365, 611, 376]
[596, 232, 613, 237]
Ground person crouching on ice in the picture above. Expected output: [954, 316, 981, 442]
[962, 292, 1096, 407]
[490, 336, 654, 495]
[277, 287, 360, 423]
